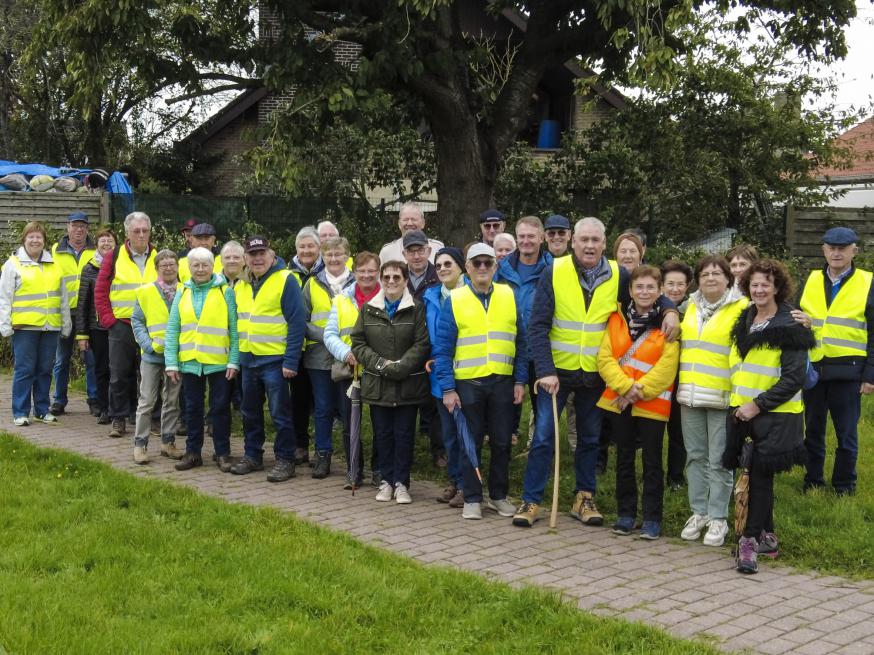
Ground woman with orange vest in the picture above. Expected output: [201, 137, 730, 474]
[0, 221, 71, 425]
[597, 265, 679, 540]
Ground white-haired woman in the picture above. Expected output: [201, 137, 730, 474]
[220, 240, 245, 287]
[493, 233, 516, 263]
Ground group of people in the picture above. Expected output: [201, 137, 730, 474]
[2, 204, 870, 577]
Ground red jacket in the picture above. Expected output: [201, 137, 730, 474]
[94, 241, 154, 328]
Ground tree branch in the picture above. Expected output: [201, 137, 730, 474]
[165, 80, 263, 105]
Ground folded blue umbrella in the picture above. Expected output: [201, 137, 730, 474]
[452, 406, 482, 482]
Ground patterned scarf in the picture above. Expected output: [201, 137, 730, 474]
[626, 303, 658, 341]
[691, 287, 732, 326]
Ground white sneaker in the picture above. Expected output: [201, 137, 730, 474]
[462, 502, 482, 520]
[485, 497, 516, 517]
[13, 416, 30, 427]
[681, 514, 710, 540]
[133, 446, 149, 465]
[394, 483, 412, 504]
[703, 519, 729, 546]
[375, 481, 393, 502]
[35, 413, 58, 423]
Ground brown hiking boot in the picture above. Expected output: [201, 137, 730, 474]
[174, 452, 203, 471]
[436, 484, 458, 503]
[133, 446, 149, 465]
[447, 489, 464, 508]
[108, 418, 126, 438]
[512, 502, 540, 527]
[160, 442, 184, 460]
[570, 491, 603, 526]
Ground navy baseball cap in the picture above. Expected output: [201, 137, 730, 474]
[544, 214, 571, 230]
[67, 211, 89, 224]
[822, 227, 859, 246]
[479, 208, 505, 223]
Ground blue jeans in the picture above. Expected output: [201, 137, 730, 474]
[182, 371, 231, 457]
[308, 368, 338, 453]
[804, 379, 861, 493]
[436, 400, 462, 490]
[12, 330, 60, 418]
[241, 362, 295, 461]
[521, 382, 604, 505]
[51, 331, 97, 407]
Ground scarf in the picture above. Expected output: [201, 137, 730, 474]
[325, 268, 351, 296]
[385, 297, 401, 320]
[691, 287, 732, 326]
[355, 284, 379, 309]
[626, 303, 658, 342]
[156, 279, 177, 304]
[92, 251, 104, 267]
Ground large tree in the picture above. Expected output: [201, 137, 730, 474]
[30, 0, 857, 242]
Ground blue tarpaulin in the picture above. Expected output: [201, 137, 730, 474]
[0, 163, 91, 178]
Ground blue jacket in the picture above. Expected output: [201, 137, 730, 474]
[238, 258, 307, 372]
[433, 281, 529, 393]
[495, 250, 553, 325]
[423, 284, 451, 398]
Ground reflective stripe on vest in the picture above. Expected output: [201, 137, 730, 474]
[109, 247, 157, 319]
[334, 294, 359, 347]
[599, 310, 672, 419]
[10, 256, 63, 328]
[305, 278, 333, 349]
[679, 298, 747, 393]
[51, 243, 95, 310]
[135, 282, 177, 355]
[235, 270, 290, 356]
[177, 286, 230, 365]
[549, 257, 619, 372]
[800, 268, 872, 362]
[178, 255, 223, 284]
[729, 345, 803, 413]
[450, 284, 517, 379]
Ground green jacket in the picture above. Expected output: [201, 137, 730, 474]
[351, 288, 431, 406]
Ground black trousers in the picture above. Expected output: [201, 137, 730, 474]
[108, 322, 139, 419]
[290, 368, 313, 452]
[744, 468, 775, 538]
[666, 395, 687, 484]
[89, 329, 110, 413]
[612, 408, 665, 522]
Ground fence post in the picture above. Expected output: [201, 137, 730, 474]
[784, 203, 796, 255]
[100, 192, 111, 225]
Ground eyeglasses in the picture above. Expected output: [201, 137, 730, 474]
[382, 274, 403, 282]
[482, 223, 502, 231]
[435, 261, 456, 270]
[663, 282, 687, 289]
[157, 262, 178, 269]
[699, 271, 725, 279]
[546, 230, 568, 237]
[469, 258, 494, 269]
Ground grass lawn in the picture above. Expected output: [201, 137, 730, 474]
[0, 434, 720, 655]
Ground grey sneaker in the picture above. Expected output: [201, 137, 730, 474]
[462, 502, 482, 520]
[230, 456, 264, 475]
[485, 497, 516, 517]
[266, 458, 295, 482]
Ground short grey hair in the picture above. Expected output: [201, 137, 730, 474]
[123, 211, 151, 232]
[399, 202, 424, 221]
[494, 233, 516, 249]
[220, 240, 244, 258]
[574, 216, 606, 238]
[317, 220, 339, 236]
[154, 249, 178, 269]
[321, 236, 350, 255]
[187, 246, 215, 267]
[295, 226, 320, 248]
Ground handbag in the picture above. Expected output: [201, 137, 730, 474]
[331, 359, 354, 382]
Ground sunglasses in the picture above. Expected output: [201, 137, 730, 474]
[382, 274, 404, 282]
[435, 261, 456, 270]
[482, 223, 502, 231]
[469, 258, 494, 269]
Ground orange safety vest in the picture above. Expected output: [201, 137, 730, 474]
[599, 311, 672, 419]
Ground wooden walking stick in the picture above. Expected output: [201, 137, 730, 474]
[534, 380, 561, 529]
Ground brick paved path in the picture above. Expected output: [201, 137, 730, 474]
[4, 386, 874, 655]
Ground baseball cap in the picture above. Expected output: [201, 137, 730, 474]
[466, 243, 496, 261]
[544, 214, 571, 230]
[67, 211, 89, 224]
[181, 218, 199, 233]
[402, 230, 429, 249]
[479, 208, 505, 223]
[244, 235, 270, 253]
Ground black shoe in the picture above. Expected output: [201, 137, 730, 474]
[215, 455, 233, 473]
[174, 452, 203, 471]
[311, 451, 332, 479]
[230, 455, 264, 475]
[88, 400, 101, 417]
[294, 447, 310, 466]
[108, 418, 126, 438]
[267, 458, 296, 482]
[97, 411, 111, 425]
[50, 402, 65, 416]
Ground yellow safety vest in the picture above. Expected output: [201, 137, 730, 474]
[549, 257, 619, 372]
[52, 242, 95, 310]
[177, 285, 230, 365]
[235, 270, 290, 356]
[305, 278, 333, 349]
[135, 282, 178, 354]
[178, 254, 223, 284]
[679, 298, 747, 393]
[109, 246, 157, 319]
[800, 268, 872, 362]
[450, 284, 517, 379]
[729, 345, 803, 413]
[334, 294, 359, 347]
[10, 255, 63, 328]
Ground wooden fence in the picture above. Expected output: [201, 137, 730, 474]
[0, 192, 109, 248]
[785, 204, 874, 268]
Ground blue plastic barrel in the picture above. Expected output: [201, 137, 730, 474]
[537, 120, 561, 148]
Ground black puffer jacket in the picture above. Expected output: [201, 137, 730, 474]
[351, 288, 431, 407]
[723, 302, 816, 474]
[74, 260, 105, 337]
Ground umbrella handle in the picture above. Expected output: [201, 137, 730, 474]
[425, 359, 434, 373]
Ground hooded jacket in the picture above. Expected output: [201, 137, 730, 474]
[494, 250, 553, 325]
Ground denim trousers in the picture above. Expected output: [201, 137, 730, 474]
[89, 329, 110, 413]
[134, 360, 181, 447]
[456, 375, 515, 503]
[680, 405, 732, 520]
[308, 368, 341, 453]
[182, 371, 230, 457]
[521, 381, 604, 505]
[371, 404, 418, 488]
[612, 408, 665, 522]
[11, 330, 59, 418]
[51, 331, 97, 408]
[436, 399, 462, 490]
[803, 379, 861, 493]
[290, 368, 312, 452]
[241, 362, 295, 461]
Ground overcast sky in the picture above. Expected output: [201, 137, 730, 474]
[823, 0, 874, 116]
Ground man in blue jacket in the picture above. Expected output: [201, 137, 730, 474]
[230, 236, 307, 482]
